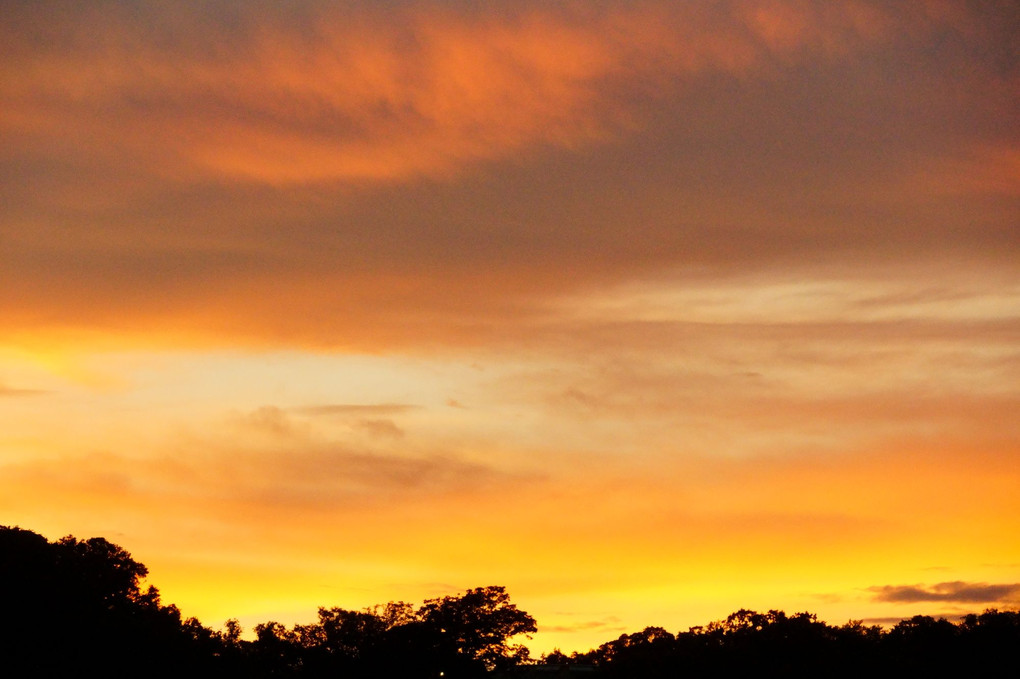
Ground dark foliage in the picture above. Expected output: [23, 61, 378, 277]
[3, 525, 1018, 678]
[243, 585, 536, 679]
[0, 526, 535, 678]
[0, 526, 214, 677]
[539, 608, 1020, 679]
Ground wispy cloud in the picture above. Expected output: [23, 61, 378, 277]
[0, 444, 511, 516]
[291, 404, 419, 417]
[0, 385, 46, 397]
[869, 582, 1020, 605]
[541, 618, 627, 635]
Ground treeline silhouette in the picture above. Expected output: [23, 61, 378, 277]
[0, 526, 533, 678]
[2, 526, 1017, 678]
[544, 608, 1020, 678]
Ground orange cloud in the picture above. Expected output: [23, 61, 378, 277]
[1, 1, 929, 187]
[2, 1, 1015, 355]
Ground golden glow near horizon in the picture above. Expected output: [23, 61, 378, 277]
[1, 0, 1018, 655]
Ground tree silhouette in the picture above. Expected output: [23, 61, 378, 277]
[0, 526, 218, 677]
[5, 524, 1020, 678]
[416, 585, 536, 675]
[241, 585, 536, 678]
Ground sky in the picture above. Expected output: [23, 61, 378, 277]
[1, 0, 1018, 654]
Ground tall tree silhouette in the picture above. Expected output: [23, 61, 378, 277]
[0, 526, 216, 677]
[416, 585, 536, 676]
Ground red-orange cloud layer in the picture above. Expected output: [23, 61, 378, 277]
[3, 1, 930, 184]
[2, 1, 1016, 352]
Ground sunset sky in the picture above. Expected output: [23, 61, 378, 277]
[1, 0, 1017, 654]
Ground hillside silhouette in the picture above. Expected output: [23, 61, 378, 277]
[2, 526, 1017, 678]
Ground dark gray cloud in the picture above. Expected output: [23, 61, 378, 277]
[870, 581, 1020, 604]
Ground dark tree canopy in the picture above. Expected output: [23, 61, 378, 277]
[3, 524, 1019, 679]
[0, 525, 539, 678]
[543, 607, 1020, 679]
[417, 585, 537, 671]
[0, 526, 210, 677]
[244, 585, 537, 678]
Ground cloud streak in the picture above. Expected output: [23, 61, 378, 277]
[870, 582, 1020, 605]
[540, 618, 626, 635]
[0, 385, 46, 397]
[0, 443, 511, 518]
[292, 404, 419, 418]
